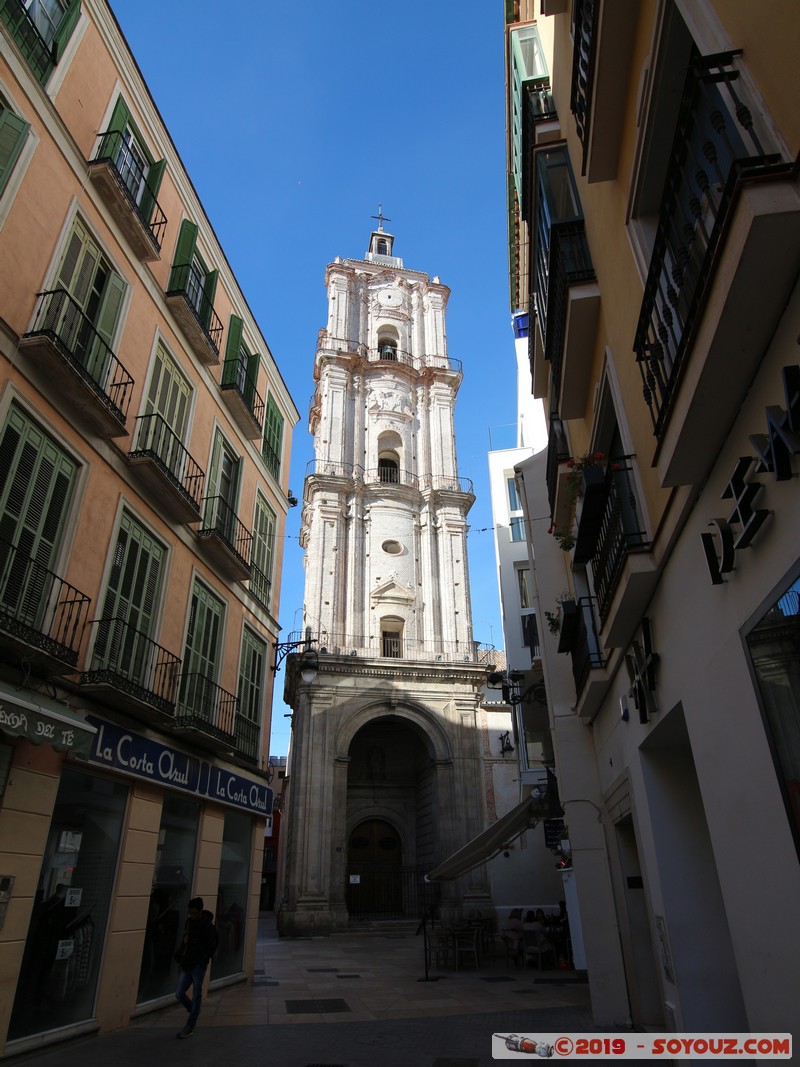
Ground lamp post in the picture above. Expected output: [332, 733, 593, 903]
[272, 629, 319, 684]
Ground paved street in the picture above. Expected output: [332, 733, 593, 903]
[10, 915, 614, 1067]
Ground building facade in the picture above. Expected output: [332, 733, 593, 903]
[0, 0, 298, 1052]
[277, 225, 493, 936]
[506, 0, 799, 1031]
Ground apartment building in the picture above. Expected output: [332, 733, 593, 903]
[0, 0, 298, 1051]
[505, 0, 799, 1031]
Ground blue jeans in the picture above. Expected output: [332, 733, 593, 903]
[175, 963, 207, 1029]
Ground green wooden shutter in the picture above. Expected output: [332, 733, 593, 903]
[262, 394, 284, 479]
[94, 270, 125, 346]
[251, 495, 275, 605]
[0, 407, 76, 615]
[51, 0, 81, 62]
[168, 218, 198, 291]
[139, 157, 165, 222]
[144, 344, 190, 438]
[223, 314, 244, 386]
[0, 109, 29, 197]
[183, 581, 223, 680]
[246, 352, 260, 407]
[200, 268, 218, 329]
[237, 626, 265, 722]
[56, 216, 101, 306]
[108, 95, 129, 136]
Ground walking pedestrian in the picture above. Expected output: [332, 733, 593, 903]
[174, 896, 218, 1039]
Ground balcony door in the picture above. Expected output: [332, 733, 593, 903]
[93, 511, 164, 681]
[0, 405, 76, 622]
[250, 494, 275, 607]
[54, 216, 125, 379]
[140, 343, 191, 474]
[206, 430, 240, 540]
[182, 580, 223, 692]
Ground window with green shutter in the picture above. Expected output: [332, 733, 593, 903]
[0, 0, 81, 84]
[223, 314, 260, 409]
[182, 580, 224, 682]
[144, 342, 191, 440]
[0, 404, 77, 620]
[262, 394, 283, 480]
[102, 95, 165, 220]
[237, 626, 266, 724]
[0, 96, 30, 200]
[250, 493, 275, 607]
[168, 218, 218, 328]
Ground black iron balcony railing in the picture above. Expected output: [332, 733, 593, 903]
[82, 616, 180, 715]
[90, 130, 167, 252]
[282, 629, 485, 664]
[248, 561, 271, 609]
[198, 496, 253, 570]
[175, 673, 237, 746]
[314, 334, 462, 373]
[129, 413, 205, 511]
[570, 0, 597, 161]
[590, 456, 650, 622]
[0, 0, 54, 83]
[305, 459, 357, 479]
[220, 353, 265, 430]
[546, 417, 571, 512]
[166, 261, 223, 355]
[540, 222, 595, 409]
[366, 466, 418, 489]
[234, 714, 259, 764]
[634, 50, 789, 438]
[421, 474, 475, 495]
[570, 596, 605, 697]
[0, 537, 90, 666]
[25, 289, 135, 425]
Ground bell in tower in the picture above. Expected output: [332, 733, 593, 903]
[365, 204, 402, 266]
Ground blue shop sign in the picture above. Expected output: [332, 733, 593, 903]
[86, 716, 272, 815]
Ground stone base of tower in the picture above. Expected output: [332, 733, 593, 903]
[276, 900, 350, 938]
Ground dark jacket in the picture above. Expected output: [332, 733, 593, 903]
[177, 909, 218, 970]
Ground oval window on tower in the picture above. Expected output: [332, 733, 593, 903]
[382, 540, 402, 555]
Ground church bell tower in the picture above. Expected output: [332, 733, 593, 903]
[278, 219, 492, 936]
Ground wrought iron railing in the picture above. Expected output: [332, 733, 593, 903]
[90, 130, 167, 251]
[633, 50, 789, 437]
[422, 474, 475, 495]
[129, 413, 205, 511]
[315, 334, 461, 373]
[0, 0, 53, 83]
[364, 466, 418, 489]
[281, 629, 486, 664]
[0, 537, 90, 665]
[542, 223, 595, 408]
[303, 461, 473, 496]
[198, 496, 253, 570]
[590, 456, 650, 622]
[82, 616, 180, 714]
[25, 289, 134, 425]
[248, 562, 271, 610]
[235, 714, 259, 764]
[175, 673, 237, 745]
[220, 353, 265, 430]
[166, 261, 223, 355]
[570, 0, 597, 164]
[570, 596, 605, 697]
[546, 417, 571, 512]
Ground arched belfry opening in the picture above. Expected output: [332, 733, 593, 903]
[345, 718, 439, 920]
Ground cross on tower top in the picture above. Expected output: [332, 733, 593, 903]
[371, 204, 391, 231]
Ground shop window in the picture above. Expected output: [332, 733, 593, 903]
[8, 769, 128, 1041]
[746, 576, 800, 857]
[137, 794, 200, 1003]
[214, 810, 253, 979]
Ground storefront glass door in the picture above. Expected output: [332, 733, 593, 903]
[214, 810, 252, 978]
[8, 769, 128, 1041]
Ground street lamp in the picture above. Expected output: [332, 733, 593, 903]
[272, 630, 319, 683]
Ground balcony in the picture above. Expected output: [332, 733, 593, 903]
[572, 463, 610, 565]
[570, 0, 638, 182]
[562, 596, 607, 718]
[80, 617, 180, 720]
[363, 466, 419, 490]
[88, 130, 167, 262]
[542, 222, 599, 419]
[234, 714, 259, 766]
[196, 496, 253, 581]
[0, 538, 90, 673]
[0, 0, 55, 83]
[174, 673, 237, 751]
[248, 562, 271, 611]
[634, 50, 797, 487]
[165, 263, 223, 364]
[589, 458, 654, 642]
[220, 355, 265, 439]
[285, 628, 485, 664]
[127, 413, 204, 523]
[19, 290, 134, 437]
[545, 418, 571, 515]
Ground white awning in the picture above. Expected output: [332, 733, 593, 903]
[426, 792, 544, 882]
[0, 681, 97, 757]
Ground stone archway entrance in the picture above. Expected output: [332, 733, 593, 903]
[345, 718, 441, 921]
[346, 819, 402, 916]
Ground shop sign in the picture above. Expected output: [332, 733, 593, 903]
[85, 716, 272, 815]
[702, 364, 799, 585]
[0, 687, 96, 757]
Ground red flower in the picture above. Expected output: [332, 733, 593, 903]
[592, 451, 605, 461]
[565, 459, 575, 469]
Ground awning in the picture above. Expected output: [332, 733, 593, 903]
[0, 682, 97, 758]
[426, 791, 546, 882]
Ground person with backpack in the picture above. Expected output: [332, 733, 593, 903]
[173, 896, 219, 1039]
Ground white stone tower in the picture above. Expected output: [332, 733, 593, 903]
[277, 221, 494, 936]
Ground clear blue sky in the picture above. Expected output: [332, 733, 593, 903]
[109, 0, 515, 756]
